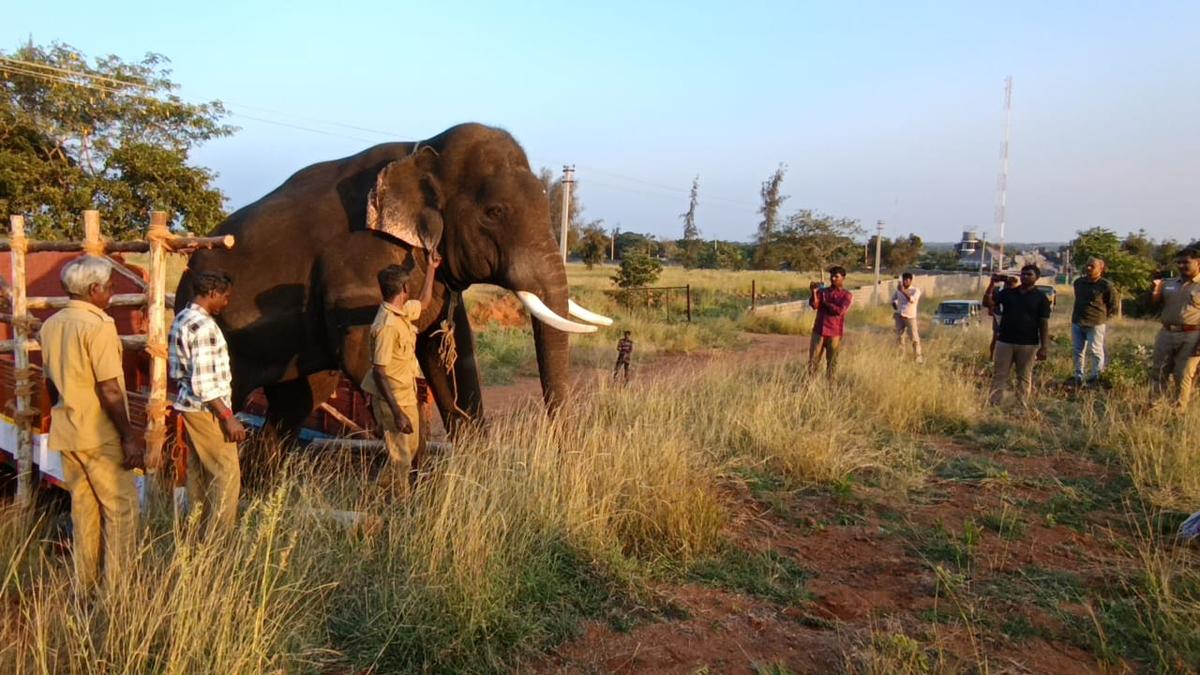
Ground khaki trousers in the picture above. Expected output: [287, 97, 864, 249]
[989, 341, 1039, 405]
[61, 440, 139, 591]
[371, 398, 421, 489]
[182, 410, 241, 533]
[808, 334, 842, 377]
[894, 314, 922, 357]
[1150, 329, 1200, 408]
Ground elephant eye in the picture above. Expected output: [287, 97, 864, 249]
[485, 205, 505, 221]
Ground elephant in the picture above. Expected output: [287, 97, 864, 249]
[175, 123, 612, 435]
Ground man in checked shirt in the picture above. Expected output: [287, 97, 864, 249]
[169, 270, 247, 533]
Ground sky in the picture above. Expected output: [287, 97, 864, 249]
[6, 1, 1199, 244]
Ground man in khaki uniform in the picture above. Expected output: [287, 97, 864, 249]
[362, 249, 441, 491]
[169, 271, 246, 534]
[40, 256, 144, 591]
[1150, 248, 1200, 408]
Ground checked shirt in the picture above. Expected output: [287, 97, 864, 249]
[169, 303, 233, 412]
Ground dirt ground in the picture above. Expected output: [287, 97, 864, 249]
[481, 332, 801, 416]
[480, 333, 1160, 674]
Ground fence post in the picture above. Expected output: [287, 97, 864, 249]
[82, 210, 102, 250]
[143, 212, 169, 476]
[10, 215, 33, 507]
[751, 279, 757, 312]
[686, 284, 692, 323]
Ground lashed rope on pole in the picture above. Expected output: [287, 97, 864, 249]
[430, 291, 471, 421]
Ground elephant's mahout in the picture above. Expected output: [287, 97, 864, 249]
[175, 123, 610, 434]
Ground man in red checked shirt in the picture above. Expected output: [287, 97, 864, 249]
[808, 265, 853, 377]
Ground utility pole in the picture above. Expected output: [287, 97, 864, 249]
[611, 225, 618, 261]
[873, 220, 884, 287]
[559, 164, 574, 262]
[979, 231, 988, 277]
[995, 76, 1012, 271]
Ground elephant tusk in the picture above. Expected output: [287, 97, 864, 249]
[515, 291, 598, 334]
[567, 299, 614, 326]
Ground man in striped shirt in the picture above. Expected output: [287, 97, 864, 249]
[169, 270, 246, 533]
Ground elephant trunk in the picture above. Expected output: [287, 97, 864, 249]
[509, 248, 579, 412]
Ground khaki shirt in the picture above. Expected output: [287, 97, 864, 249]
[39, 300, 127, 453]
[1160, 278, 1200, 326]
[360, 300, 423, 406]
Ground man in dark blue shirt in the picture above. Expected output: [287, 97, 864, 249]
[982, 264, 1052, 405]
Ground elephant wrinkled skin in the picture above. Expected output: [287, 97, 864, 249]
[176, 123, 600, 433]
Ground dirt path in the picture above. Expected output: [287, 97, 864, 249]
[481, 332, 803, 415]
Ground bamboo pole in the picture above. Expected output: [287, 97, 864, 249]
[27, 293, 148, 310]
[0, 233, 234, 254]
[0, 335, 147, 353]
[83, 210, 101, 253]
[143, 211, 169, 474]
[10, 216, 33, 507]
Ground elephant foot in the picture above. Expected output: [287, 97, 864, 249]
[246, 372, 341, 487]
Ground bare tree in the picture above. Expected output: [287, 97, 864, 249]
[678, 175, 701, 268]
[753, 164, 788, 269]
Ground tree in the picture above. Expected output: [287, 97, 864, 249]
[753, 164, 788, 269]
[1153, 239, 1181, 270]
[677, 175, 702, 268]
[769, 210, 863, 275]
[574, 220, 608, 269]
[1070, 227, 1154, 294]
[614, 230, 654, 259]
[918, 249, 962, 271]
[1121, 229, 1154, 259]
[699, 240, 748, 270]
[539, 167, 583, 253]
[1, 42, 236, 238]
[884, 233, 924, 272]
[612, 250, 662, 288]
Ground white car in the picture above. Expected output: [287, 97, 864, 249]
[933, 300, 983, 327]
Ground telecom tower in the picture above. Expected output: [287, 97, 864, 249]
[995, 76, 1012, 270]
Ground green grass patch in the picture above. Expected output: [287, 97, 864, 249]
[474, 324, 535, 385]
[686, 544, 812, 606]
[980, 507, 1027, 541]
[739, 312, 810, 336]
[935, 456, 1008, 482]
[902, 520, 980, 570]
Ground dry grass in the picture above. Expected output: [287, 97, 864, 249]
[0, 326, 979, 672]
[3, 282, 1200, 671]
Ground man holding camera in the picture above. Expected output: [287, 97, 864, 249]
[1070, 258, 1118, 386]
[1149, 248, 1200, 408]
[808, 266, 853, 377]
[892, 272, 923, 363]
[983, 265, 1051, 406]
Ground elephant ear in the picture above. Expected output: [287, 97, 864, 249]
[365, 145, 444, 250]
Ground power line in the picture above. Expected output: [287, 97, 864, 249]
[2, 59, 762, 207]
[3, 56, 410, 139]
[0, 56, 157, 91]
[0, 62, 128, 96]
[1, 64, 386, 143]
[584, 179, 752, 211]
[573, 163, 757, 207]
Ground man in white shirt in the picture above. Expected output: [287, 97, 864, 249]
[892, 272, 923, 363]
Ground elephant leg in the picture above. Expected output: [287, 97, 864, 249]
[263, 372, 341, 433]
[418, 298, 482, 438]
[248, 372, 341, 488]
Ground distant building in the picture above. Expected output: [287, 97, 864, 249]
[954, 230, 1001, 271]
[955, 230, 982, 259]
